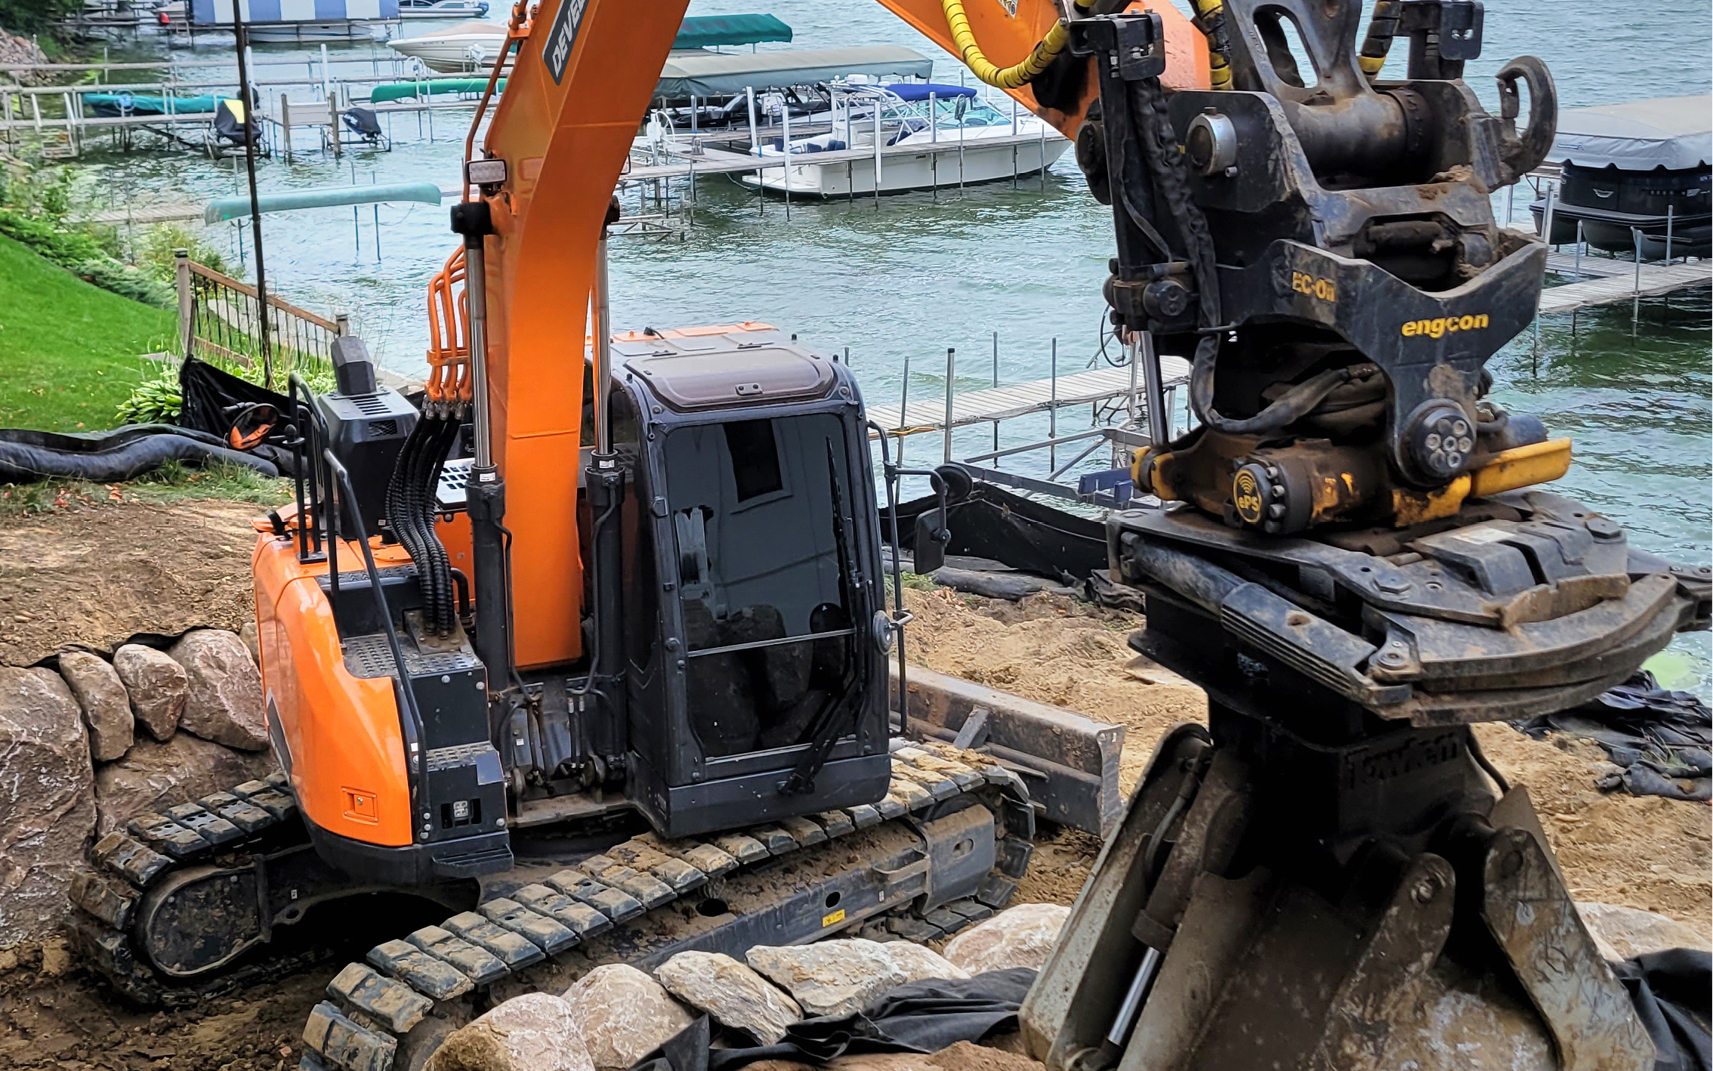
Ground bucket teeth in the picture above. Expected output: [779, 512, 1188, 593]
[403, 925, 508, 986]
[327, 963, 433, 1035]
[545, 871, 645, 922]
[366, 939, 475, 1000]
[91, 832, 174, 888]
[303, 1000, 397, 1071]
[441, 911, 545, 969]
[478, 899, 579, 955]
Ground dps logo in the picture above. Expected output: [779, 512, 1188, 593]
[1232, 468, 1264, 525]
[546, 0, 591, 84]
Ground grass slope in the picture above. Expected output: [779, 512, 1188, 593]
[0, 232, 175, 432]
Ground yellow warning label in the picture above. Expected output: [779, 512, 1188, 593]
[822, 908, 847, 928]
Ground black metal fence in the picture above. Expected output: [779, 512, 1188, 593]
[175, 249, 344, 387]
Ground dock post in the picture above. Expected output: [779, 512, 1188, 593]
[281, 94, 292, 162]
[874, 99, 883, 208]
[329, 92, 341, 157]
[174, 248, 193, 359]
[1040, 119, 1047, 191]
[898, 352, 912, 468]
[781, 100, 791, 220]
[1573, 219, 1583, 278]
[1011, 98, 1019, 189]
[1541, 181, 1557, 251]
[991, 331, 999, 453]
[1049, 338, 1058, 472]
[1666, 205, 1675, 265]
[929, 91, 938, 202]
[943, 347, 956, 464]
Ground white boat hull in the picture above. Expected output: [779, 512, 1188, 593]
[741, 134, 1070, 197]
[249, 20, 389, 41]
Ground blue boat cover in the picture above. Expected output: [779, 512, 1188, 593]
[673, 14, 792, 50]
[885, 82, 977, 102]
[191, 0, 400, 24]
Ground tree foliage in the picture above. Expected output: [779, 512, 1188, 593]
[0, 1, 82, 36]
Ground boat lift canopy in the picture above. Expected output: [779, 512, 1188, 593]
[673, 14, 792, 50]
[1551, 95, 1712, 171]
[654, 45, 932, 99]
[205, 181, 443, 223]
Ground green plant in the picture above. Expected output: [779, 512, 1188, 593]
[133, 223, 228, 283]
[115, 363, 182, 425]
[0, 207, 173, 307]
[0, 2, 83, 35]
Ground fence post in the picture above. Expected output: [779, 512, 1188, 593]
[174, 248, 193, 358]
[336, 313, 352, 336]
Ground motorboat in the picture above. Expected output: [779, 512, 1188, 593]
[739, 82, 1069, 197]
[387, 19, 507, 72]
[247, 21, 393, 42]
[398, 0, 488, 18]
[1529, 95, 1711, 260]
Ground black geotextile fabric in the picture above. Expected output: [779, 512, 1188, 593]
[633, 968, 1037, 1071]
[178, 357, 298, 474]
[1513, 670, 1712, 801]
[882, 483, 1107, 582]
[0, 423, 278, 482]
[1615, 948, 1713, 1071]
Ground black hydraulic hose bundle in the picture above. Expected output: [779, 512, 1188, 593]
[383, 414, 460, 635]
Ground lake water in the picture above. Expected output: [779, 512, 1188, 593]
[66, 0, 1713, 692]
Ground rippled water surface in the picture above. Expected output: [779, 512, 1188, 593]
[72, 0, 1713, 691]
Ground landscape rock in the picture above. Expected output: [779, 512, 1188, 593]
[239, 619, 261, 665]
[56, 650, 134, 762]
[169, 629, 267, 750]
[943, 904, 1070, 975]
[879, 941, 970, 983]
[0, 667, 96, 948]
[655, 951, 801, 1045]
[747, 939, 907, 1020]
[111, 644, 187, 741]
[93, 732, 276, 836]
[427, 992, 593, 1071]
[1577, 901, 1711, 962]
[564, 963, 696, 1069]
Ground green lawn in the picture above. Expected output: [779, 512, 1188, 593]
[0, 232, 176, 432]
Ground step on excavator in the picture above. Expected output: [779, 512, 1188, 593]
[67, 0, 1711, 1067]
[65, 0, 1133, 1063]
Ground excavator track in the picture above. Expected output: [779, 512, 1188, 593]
[294, 741, 1036, 1071]
[66, 744, 1035, 1068]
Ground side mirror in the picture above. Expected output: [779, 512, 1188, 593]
[913, 509, 950, 574]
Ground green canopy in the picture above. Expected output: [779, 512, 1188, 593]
[205, 182, 444, 224]
[370, 78, 502, 103]
[673, 14, 792, 50]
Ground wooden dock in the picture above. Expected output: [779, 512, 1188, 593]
[1538, 258, 1711, 315]
[867, 357, 1192, 436]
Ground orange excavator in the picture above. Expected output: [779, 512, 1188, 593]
[70, 0, 1711, 1066]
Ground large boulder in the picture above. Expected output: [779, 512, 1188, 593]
[0, 667, 96, 948]
[943, 903, 1070, 975]
[93, 732, 276, 836]
[655, 951, 801, 1045]
[563, 964, 696, 1069]
[1577, 902, 1711, 961]
[747, 939, 907, 1020]
[57, 651, 134, 762]
[879, 941, 969, 984]
[427, 992, 594, 1071]
[112, 644, 187, 742]
[169, 630, 267, 750]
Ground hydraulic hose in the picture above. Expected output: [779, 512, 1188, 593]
[940, 0, 1087, 90]
[1358, 0, 1403, 79]
[1187, 0, 1233, 89]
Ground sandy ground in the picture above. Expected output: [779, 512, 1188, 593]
[0, 498, 1706, 1069]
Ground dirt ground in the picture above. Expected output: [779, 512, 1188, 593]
[0, 498, 1707, 1069]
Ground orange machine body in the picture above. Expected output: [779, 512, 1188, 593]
[866, 0, 1208, 137]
